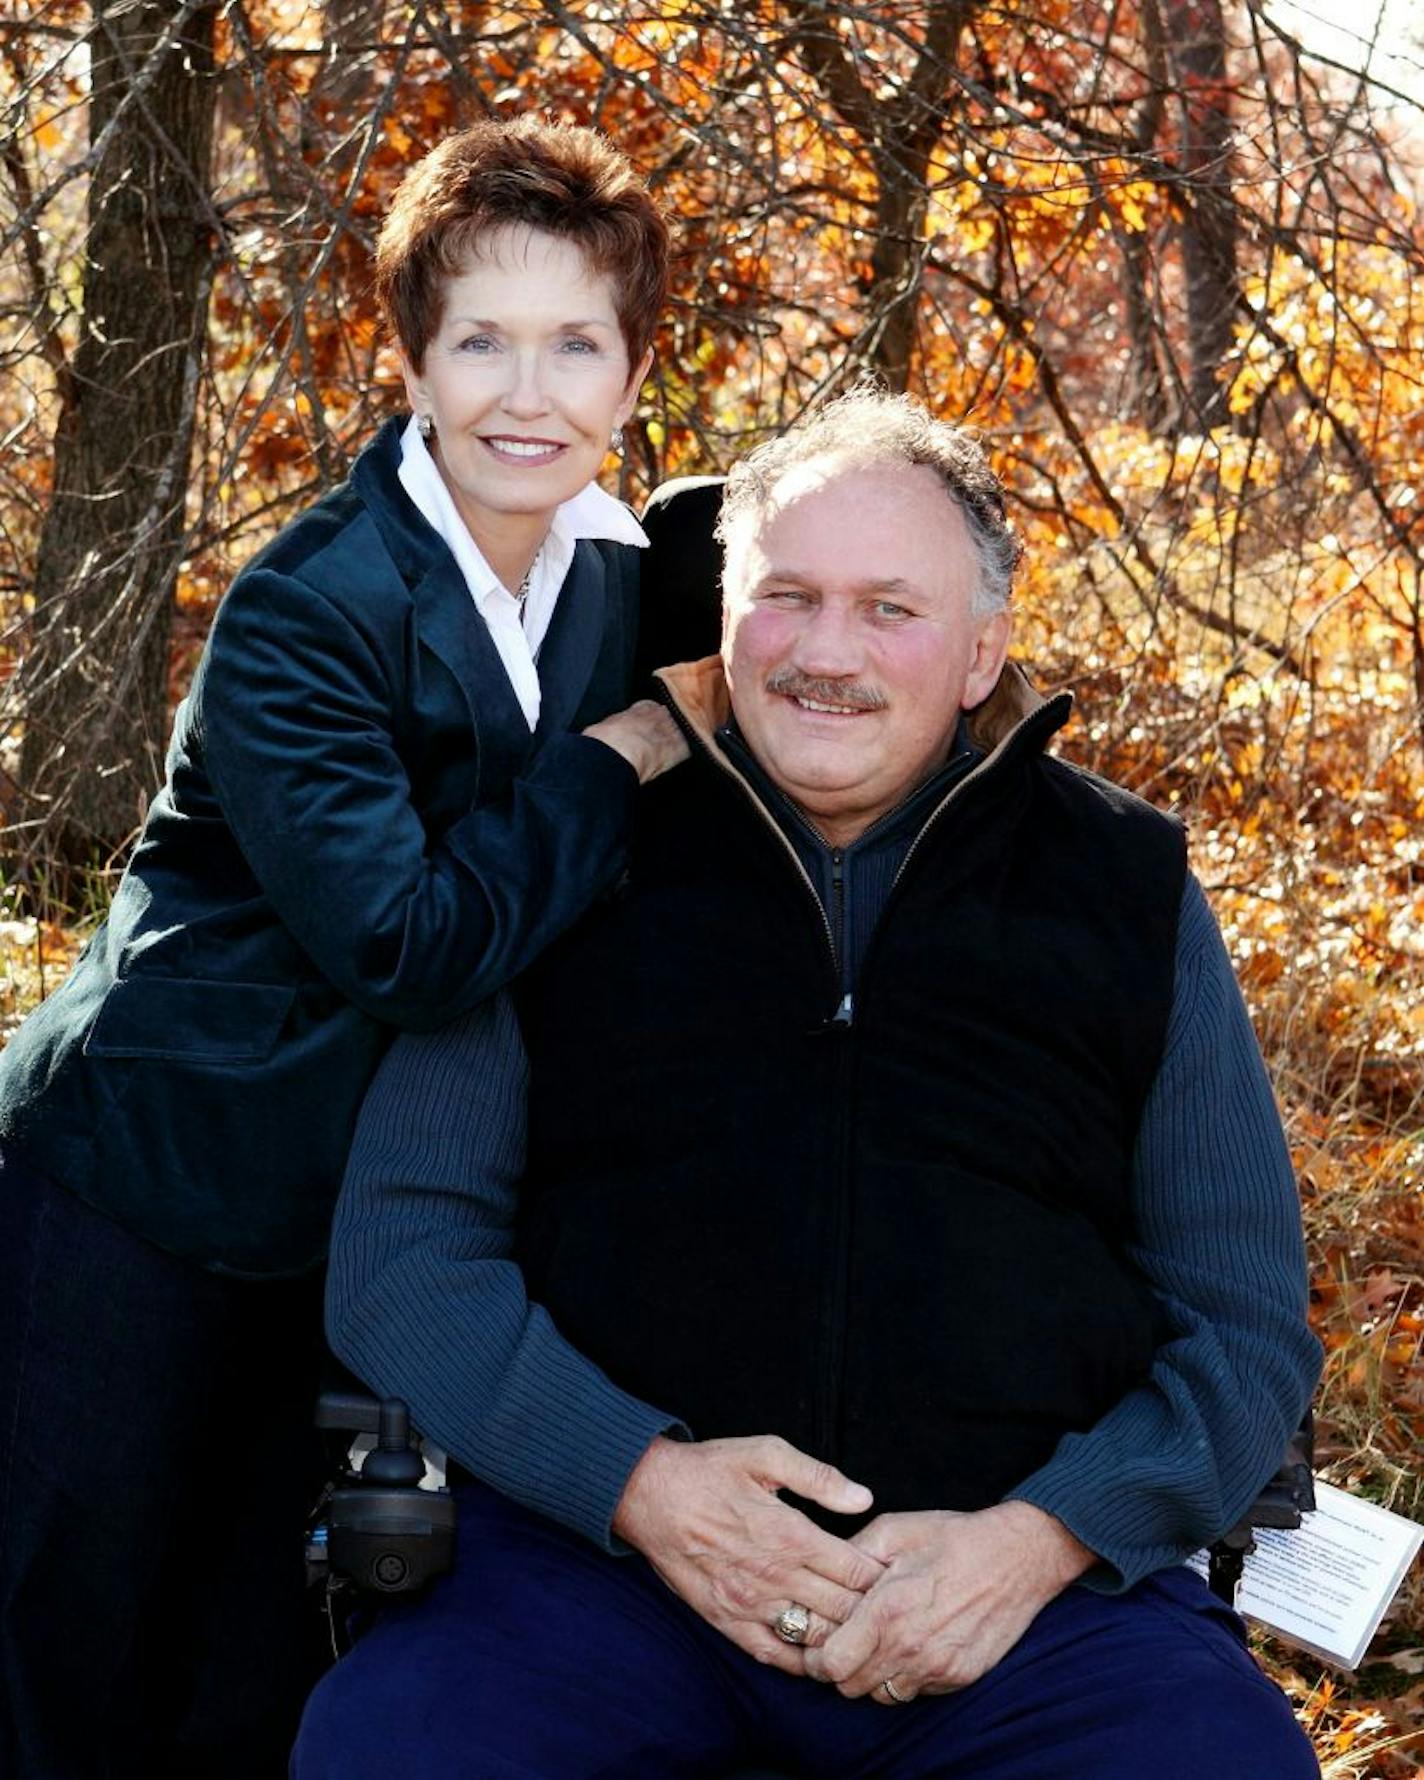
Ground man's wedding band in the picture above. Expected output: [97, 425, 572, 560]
[881, 1676, 912, 1703]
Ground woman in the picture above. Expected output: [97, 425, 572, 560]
[0, 117, 685, 1780]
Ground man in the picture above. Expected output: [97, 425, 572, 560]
[295, 390, 1321, 1778]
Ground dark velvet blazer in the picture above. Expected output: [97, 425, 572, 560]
[0, 419, 643, 1276]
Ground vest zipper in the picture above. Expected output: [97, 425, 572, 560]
[817, 849, 853, 1451]
[814, 1009, 856, 1460]
[811, 705, 1065, 1460]
[829, 848, 853, 1019]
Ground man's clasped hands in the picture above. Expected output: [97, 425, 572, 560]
[612, 1432, 1096, 1707]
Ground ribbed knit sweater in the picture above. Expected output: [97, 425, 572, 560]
[328, 816, 1320, 1594]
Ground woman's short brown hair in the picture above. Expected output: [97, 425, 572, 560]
[374, 116, 669, 371]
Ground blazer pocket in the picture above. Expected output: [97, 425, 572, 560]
[83, 977, 297, 1065]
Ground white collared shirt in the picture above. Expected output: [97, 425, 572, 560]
[397, 416, 647, 730]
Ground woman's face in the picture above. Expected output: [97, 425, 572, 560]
[401, 226, 651, 553]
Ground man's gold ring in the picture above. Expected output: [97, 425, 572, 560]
[772, 1603, 812, 1645]
[881, 1676, 912, 1704]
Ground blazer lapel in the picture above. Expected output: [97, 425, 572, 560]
[408, 556, 533, 792]
[352, 420, 536, 789]
[532, 541, 610, 746]
[406, 541, 625, 793]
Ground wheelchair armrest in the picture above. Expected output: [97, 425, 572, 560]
[315, 1388, 388, 1437]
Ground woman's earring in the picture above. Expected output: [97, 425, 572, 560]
[417, 413, 435, 441]
[609, 425, 625, 455]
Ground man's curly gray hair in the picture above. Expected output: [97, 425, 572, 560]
[714, 388, 1022, 618]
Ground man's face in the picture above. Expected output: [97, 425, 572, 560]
[721, 459, 1011, 846]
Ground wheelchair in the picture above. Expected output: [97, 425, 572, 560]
[306, 1385, 1315, 1780]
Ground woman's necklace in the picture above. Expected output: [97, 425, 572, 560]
[514, 548, 540, 609]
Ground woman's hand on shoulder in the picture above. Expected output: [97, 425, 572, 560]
[582, 700, 689, 784]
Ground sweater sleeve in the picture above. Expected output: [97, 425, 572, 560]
[325, 990, 686, 1549]
[1007, 872, 1322, 1591]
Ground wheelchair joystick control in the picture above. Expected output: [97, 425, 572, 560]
[318, 1393, 456, 1598]
[361, 1399, 425, 1489]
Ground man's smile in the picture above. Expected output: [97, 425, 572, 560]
[764, 669, 888, 720]
[789, 694, 874, 716]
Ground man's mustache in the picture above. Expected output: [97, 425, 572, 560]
[764, 669, 888, 712]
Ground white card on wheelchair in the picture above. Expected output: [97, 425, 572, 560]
[1188, 1481, 1423, 1669]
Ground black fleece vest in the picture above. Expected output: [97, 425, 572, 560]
[513, 704, 1187, 1514]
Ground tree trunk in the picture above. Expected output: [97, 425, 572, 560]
[791, 0, 972, 393]
[864, 132, 940, 394]
[15, 0, 218, 897]
[1121, 228, 1172, 432]
[1162, 0, 1238, 430]
[1121, 0, 1173, 433]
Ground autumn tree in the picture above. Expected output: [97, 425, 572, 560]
[6, 0, 219, 893]
[1161, 0, 1239, 428]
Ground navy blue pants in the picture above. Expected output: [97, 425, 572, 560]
[0, 1153, 328, 1779]
[293, 1479, 1319, 1780]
